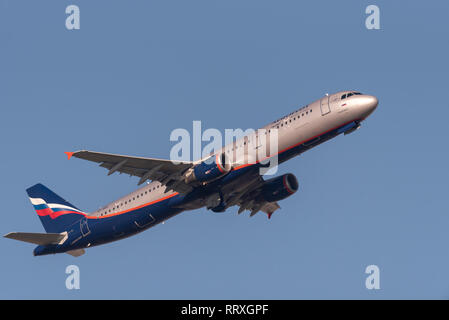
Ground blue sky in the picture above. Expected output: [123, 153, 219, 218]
[1, 0, 449, 299]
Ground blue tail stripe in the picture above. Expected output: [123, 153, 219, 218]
[33, 204, 48, 210]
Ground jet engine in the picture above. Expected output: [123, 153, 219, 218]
[185, 153, 232, 184]
[261, 173, 299, 202]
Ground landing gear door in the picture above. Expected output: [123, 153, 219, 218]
[320, 95, 331, 115]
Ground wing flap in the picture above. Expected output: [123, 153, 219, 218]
[238, 200, 280, 218]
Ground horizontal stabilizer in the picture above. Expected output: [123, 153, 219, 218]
[4, 232, 67, 245]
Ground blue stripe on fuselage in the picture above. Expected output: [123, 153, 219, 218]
[44, 193, 183, 255]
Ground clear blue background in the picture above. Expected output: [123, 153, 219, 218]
[1, 0, 448, 299]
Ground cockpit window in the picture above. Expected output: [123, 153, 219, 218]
[341, 92, 362, 100]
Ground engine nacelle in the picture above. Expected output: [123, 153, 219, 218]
[261, 173, 299, 202]
[185, 153, 232, 183]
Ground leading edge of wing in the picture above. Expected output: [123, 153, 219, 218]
[70, 150, 193, 166]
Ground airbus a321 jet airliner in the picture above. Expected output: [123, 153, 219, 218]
[5, 91, 378, 257]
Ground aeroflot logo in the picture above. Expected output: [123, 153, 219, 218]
[30, 197, 85, 218]
[170, 121, 279, 175]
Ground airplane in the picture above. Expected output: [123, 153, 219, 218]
[4, 91, 378, 257]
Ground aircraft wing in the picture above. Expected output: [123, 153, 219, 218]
[68, 150, 194, 194]
[224, 175, 280, 219]
[237, 196, 280, 219]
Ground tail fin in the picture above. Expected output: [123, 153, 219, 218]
[26, 183, 86, 233]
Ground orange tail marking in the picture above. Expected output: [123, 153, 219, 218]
[64, 152, 74, 160]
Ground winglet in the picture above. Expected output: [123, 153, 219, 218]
[267, 212, 273, 219]
[64, 152, 74, 160]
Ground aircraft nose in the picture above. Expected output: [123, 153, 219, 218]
[359, 95, 378, 118]
[366, 95, 378, 111]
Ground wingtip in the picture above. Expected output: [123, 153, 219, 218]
[64, 151, 74, 160]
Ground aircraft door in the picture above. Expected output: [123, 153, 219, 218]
[320, 95, 331, 115]
[80, 218, 91, 237]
